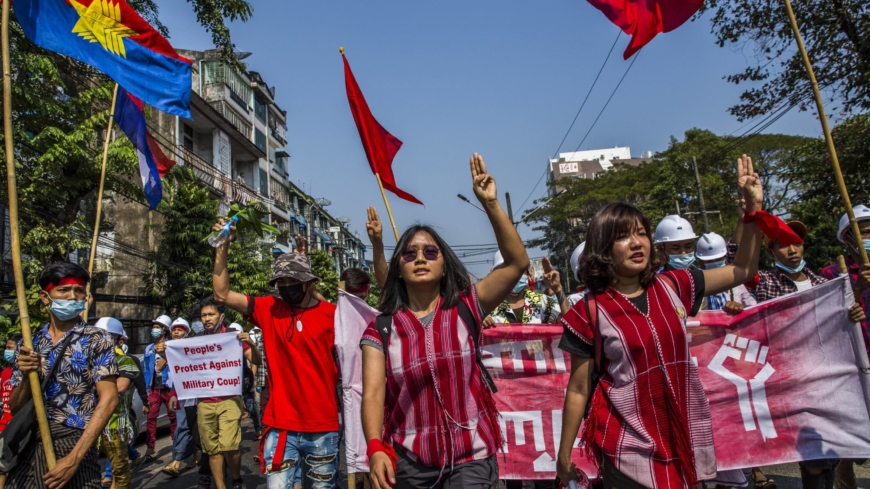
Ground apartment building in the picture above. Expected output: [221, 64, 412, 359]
[547, 146, 653, 196]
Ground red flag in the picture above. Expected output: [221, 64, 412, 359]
[343, 54, 422, 205]
[587, 0, 705, 59]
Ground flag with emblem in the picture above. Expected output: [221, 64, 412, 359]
[14, 0, 193, 118]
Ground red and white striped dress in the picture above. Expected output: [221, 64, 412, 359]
[361, 285, 501, 470]
[562, 270, 717, 488]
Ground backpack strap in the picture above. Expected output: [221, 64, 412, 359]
[457, 300, 498, 394]
[584, 293, 602, 373]
[375, 314, 393, 353]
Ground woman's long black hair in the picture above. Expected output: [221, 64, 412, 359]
[378, 225, 472, 315]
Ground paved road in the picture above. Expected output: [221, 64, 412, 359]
[127, 422, 870, 489]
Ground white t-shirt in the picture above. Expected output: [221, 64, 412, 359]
[794, 278, 813, 292]
[567, 290, 587, 308]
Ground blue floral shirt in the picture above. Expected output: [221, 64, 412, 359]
[10, 321, 118, 430]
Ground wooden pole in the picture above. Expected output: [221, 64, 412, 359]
[838, 255, 848, 275]
[1, 0, 57, 468]
[374, 173, 400, 242]
[782, 0, 869, 265]
[83, 83, 119, 322]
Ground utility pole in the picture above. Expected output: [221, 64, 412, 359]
[505, 192, 514, 225]
[691, 156, 710, 234]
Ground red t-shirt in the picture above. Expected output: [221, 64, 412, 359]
[0, 368, 14, 431]
[246, 296, 339, 433]
[200, 325, 252, 404]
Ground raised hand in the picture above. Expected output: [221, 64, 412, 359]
[470, 153, 497, 205]
[213, 218, 237, 243]
[293, 234, 309, 255]
[541, 256, 562, 295]
[366, 206, 383, 244]
[737, 155, 763, 214]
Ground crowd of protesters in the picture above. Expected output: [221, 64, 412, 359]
[0, 153, 868, 489]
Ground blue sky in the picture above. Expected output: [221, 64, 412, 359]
[155, 0, 822, 278]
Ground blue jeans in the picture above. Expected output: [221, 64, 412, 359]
[172, 400, 196, 462]
[104, 444, 140, 479]
[243, 392, 262, 434]
[263, 429, 339, 489]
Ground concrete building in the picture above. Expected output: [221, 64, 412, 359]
[547, 146, 653, 195]
[93, 49, 367, 341]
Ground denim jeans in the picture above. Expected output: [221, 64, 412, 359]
[172, 399, 196, 462]
[243, 392, 262, 434]
[262, 429, 339, 489]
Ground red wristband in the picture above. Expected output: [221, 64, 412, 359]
[743, 211, 758, 224]
[366, 439, 398, 471]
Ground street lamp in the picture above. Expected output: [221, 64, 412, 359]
[457, 194, 486, 214]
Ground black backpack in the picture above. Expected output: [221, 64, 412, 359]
[375, 301, 498, 393]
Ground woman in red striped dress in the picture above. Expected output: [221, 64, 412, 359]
[360, 153, 528, 489]
[556, 156, 765, 489]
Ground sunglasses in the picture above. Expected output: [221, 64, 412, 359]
[402, 245, 440, 262]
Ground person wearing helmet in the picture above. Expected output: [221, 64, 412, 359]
[485, 251, 562, 327]
[94, 317, 141, 489]
[162, 318, 201, 478]
[695, 232, 757, 313]
[143, 314, 176, 459]
[819, 206, 870, 489]
[655, 215, 699, 271]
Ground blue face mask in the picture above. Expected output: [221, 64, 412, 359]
[775, 258, 806, 274]
[668, 253, 695, 270]
[512, 276, 529, 295]
[3, 350, 14, 364]
[49, 298, 86, 321]
[858, 240, 870, 255]
[704, 259, 726, 269]
[151, 328, 163, 339]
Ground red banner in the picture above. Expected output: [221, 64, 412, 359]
[481, 276, 870, 480]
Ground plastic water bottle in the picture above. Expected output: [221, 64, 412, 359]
[208, 216, 239, 248]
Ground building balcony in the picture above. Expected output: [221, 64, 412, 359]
[209, 100, 253, 141]
[271, 127, 287, 146]
[178, 147, 272, 210]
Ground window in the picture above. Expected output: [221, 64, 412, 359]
[183, 124, 194, 151]
[255, 129, 267, 153]
[203, 61, 252, 111]
[254, 98, 267, 123]
[259, 168, 268, 196]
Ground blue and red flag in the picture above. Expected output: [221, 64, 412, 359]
[14, 0, 193, 118]
[114, 87, 175, 210]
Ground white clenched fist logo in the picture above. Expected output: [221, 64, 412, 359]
[708, 333, 777, 441]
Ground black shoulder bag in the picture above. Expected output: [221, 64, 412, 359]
[376, 301, 498, 393]
[0, 331, 78, 472]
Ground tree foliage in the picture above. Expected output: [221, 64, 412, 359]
[702, 0, 870, 120]
[310, 250, 339, 303]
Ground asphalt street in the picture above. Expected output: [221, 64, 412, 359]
[126, 421, 870, 489]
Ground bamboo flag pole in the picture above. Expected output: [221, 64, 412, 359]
[1, 0, 57, 468]
[83, 83, 119, 322]
[375, 173, 400, 242]
[783, 0, 869, 265]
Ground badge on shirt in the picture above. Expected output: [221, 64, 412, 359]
[676, 306, 686, 320]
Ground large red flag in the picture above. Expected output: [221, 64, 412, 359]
[343, 54, 422, 205]
[587, 0, 704, 59]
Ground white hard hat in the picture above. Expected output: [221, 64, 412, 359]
[695, 233, 727, 260]
[121, 328, 128, 341]
[171, 317, 190, 333]
[95, 317, 125, 337]
[227, 323, 244, 333]
[491, 250, 504, 271]
[655, 215, 697, 244]
[570, 242, 586, 282]
[152, 315, 172, 330]
[838, 205, 870, 243]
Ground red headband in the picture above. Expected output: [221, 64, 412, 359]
[43, 277, 87, 292]
[347, 284, 370, 294]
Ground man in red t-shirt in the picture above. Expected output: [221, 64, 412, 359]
[212, 219, 339, 489]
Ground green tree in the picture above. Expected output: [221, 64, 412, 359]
[366, 269, 381, 308]
[310, 250, 339, 303]
[142, 169, 276, 318]
[702, 0, 870, 120]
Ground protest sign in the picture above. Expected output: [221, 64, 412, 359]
[165, 332, 244, 401]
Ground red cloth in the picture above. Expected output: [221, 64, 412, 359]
[342, 54, 422, 205]
[200, 324, 251, 404]
[247, 297, 340, 433]
[744, 210, 804, 247]
[0, 368, 13, 431]
[359, 285, 501, 469]
[587, 0, 704, 59]
[561, 270, 716, 487]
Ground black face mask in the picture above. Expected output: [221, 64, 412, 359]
[279, 283, 307, 306]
